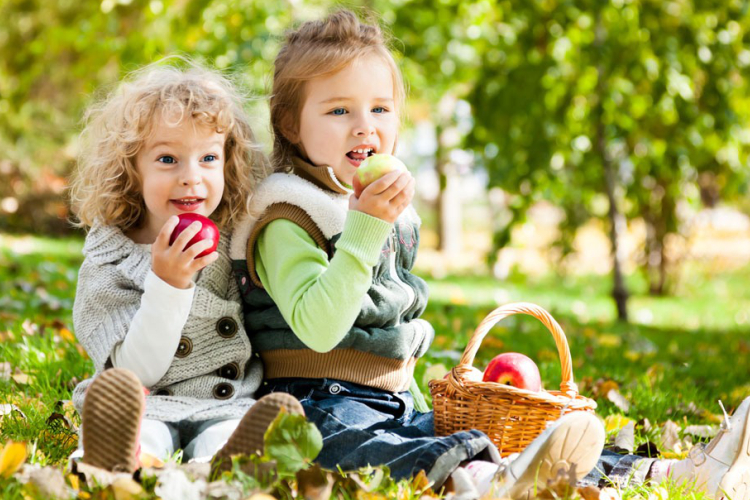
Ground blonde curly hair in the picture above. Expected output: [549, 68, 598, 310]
[270, 10, 405, 172]
[70, 57, 269, 231]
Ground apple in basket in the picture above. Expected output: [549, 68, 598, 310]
[482, 352, 542, 391]
[169, 213, 220, 258]
[443, 367, 484, 382]
[352, 154, 407, 197]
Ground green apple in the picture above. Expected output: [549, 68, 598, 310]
[356, 154, 407, 189]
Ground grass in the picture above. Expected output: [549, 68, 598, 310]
[1, 233, 748, 498]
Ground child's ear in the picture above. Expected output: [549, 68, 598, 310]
[279, 113, 299, 144]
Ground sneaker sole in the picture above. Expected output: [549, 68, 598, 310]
[717, 399, 750, 500]
[509, 412, 605, 500]
[81, 368, 144, 473]
[211, 392, 304, 478]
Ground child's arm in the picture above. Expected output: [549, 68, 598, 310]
[109, 270, 193, 386]
[256, 210, 392, 352]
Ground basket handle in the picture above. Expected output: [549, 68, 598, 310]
[459, 302, 580, 397]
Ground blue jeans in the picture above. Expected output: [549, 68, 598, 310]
[582, 450, 655, 488]
[258, 378, 502, 486]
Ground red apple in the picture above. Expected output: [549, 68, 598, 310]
[353, 154, 407, 197]
[169, 213, 220, 258]
[482, 352, 542, 391]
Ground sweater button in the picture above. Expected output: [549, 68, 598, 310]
[176, 337, 193, 358]
[217, 362, 240, 380]
[329, 383, 342, 395]
[216, 317, 238, 338]
[213, 383, 234, 400]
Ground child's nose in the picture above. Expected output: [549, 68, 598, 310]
[352, 115, 376, 137]
[180, 162, 202, 186]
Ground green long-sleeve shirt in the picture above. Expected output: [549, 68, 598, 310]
[254, 210, 430, 412]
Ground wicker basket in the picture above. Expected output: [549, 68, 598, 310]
[429, 302, 596, 457]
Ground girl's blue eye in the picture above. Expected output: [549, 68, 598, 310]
[158, 156, 176, 164]
[203, 155, 217, 162]
[372, 107, 387, 114]
[331, 108, 347, 116]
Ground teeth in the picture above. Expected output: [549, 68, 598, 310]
[352, 148, 374, 154]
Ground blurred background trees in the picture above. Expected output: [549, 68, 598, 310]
[2, 0, 749, 320]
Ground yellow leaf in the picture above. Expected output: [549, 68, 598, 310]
[624, 350, 641, 362]
[67, 473, 80, 491]
[11, 373, 30, 385]
[604, 415, 633, 434]
[112, 477, 143, 500]
[647, 486, 669, 500]
[139, 452, 164, 468]
[449, 288, 467, 305]
[0, 441, 27, 478]
[356, 493, 388, 500]
[59, 328, 75, 342]
[598, 334, 622, 347]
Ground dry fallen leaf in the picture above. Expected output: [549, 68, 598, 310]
[139, 452, 164, 469]
[578, 485, 603, 500]
[0, 404, 26, 421]
[155, 468, 206, 500]
[0, 441, 27, 478]
[297, 464, 334, 500]
[11, 373, 30, 385]
[606, 389, 630, 413]
[660, 420, 681, 452]
[614, 421, 635, 453]
[112, 476, 144, 500]
[27, 465, 70, 499]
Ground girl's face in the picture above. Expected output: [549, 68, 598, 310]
[295, 52, 399, 186]
[133, 116, 226, 243]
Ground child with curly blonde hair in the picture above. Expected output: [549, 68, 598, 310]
[69, 57, 302, 476]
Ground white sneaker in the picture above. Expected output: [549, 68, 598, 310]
[490, 411, 605, 500]
[672, 397, 750, 500]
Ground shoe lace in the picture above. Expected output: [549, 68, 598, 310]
[718, 400, 731, 433]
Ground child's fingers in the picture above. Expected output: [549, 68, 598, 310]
[154, 216, 181, 250]
[191, 250, 219, 271]
[364, 170, 403, 195]
[170, 221, 202, 252]
[379, 172, 413, 201]
[183, 238, 216, 260]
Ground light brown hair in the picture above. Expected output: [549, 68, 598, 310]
[70, 57, 269, 231]
[270, 9, 405, 171]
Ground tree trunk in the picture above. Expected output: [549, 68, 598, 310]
[595, 11, 629, 322]
[644, 186, 673, 295]
[644, 216, 667, 295]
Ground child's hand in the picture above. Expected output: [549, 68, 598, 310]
[151, 216, 219, 289]
[350, 170, 415, 224]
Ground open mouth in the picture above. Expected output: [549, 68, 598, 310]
[171, 198, 205, 211]
[346, 147, 375, 166]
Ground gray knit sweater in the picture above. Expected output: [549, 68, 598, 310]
[72, 223, 262, 422]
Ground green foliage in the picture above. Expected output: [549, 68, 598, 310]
[2, 236, 750, 498]
[263, 411, 323, 475]
[464, 0, 750, 289]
